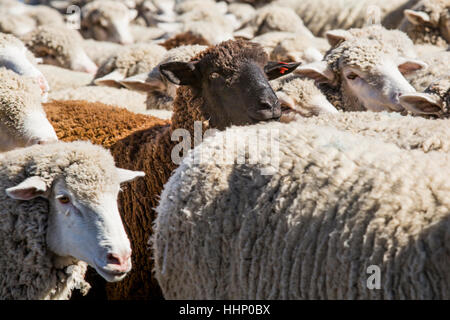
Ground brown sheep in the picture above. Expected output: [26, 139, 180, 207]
[45, 40, 300, 300]
[160, 31, 210, 50]
[44, 100, 167, 148]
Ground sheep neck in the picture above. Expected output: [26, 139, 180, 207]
[169, 86, 210, 143]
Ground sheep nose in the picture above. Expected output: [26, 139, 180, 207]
[260, 97, 282, 117]
[36, 75, 49, 95]
[106, 252, 131, 272]
[392, 92, 403, 103]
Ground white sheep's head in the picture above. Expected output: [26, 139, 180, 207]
[0, 69, 57, 152]
[82, 0, 137, 44]
[297, 39, 427, 112]
[5, 142, 145, 282]
[0, 34, 50, 100]
[400, 78, 450, 118]
[403, 1, 450, 44]
[22, 26, 98, 74]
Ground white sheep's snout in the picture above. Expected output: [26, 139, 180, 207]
[36, 74, 50, 98]
[23, 111, 58, 147]
[106, 251, 132, 273]
[71, 51, 99, 74]
[94, 248, 132, 282]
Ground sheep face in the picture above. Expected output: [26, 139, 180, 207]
[404, 5, 450, 43]
[6, 167, 145, 283]
[159, 40, 300, 130]
[0, 107, 57, 152]
[0, 71, 57, 152]
[298, 40, 427, 112]
[82, 2, 137, 44]
[339, 58, 425, 112]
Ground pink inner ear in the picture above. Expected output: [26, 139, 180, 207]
[7, 187, 43, 200]
[398, 62, 425, 75]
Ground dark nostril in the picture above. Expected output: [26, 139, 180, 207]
[107, 253, 122, 266]
[260, 100, 277, 110]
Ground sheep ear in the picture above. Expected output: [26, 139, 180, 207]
[397, 58, 427, 75]
[6, 176, 48, 200]
[325, 29, 351, 47]
[93, 70, 125, 88]
[296, 61, 335, 84]
[159, 61, 198, 85]
[116, 168, 145, 184]
[400, 93, 443, 115]
[120, 73, 160, 91]
[404, 9, 431, 25]
[265, 61, 302, 80]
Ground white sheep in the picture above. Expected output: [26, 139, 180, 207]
[0, 33, 50, 100]
[152, 113, 450, 299]
[234, 5, 315, 39]
[274, 0, 417, 36]
[400, 77, 450, 118]
[0, 140, 144, 299]
[81, 0, 138, 44]
[271, 74, 338, 117]
[287, 110, 450, 152]
[399, 0, 450, 47]
[93, 43, 167, 87]
[0, 2, 65, 36]
[0, 12, 36, 37]
[296, 37, 427, 112]
[406, 49, 450, 91]
[0, 68, 57, 152]
[269, 34, 329, 64]
[20, 26, 98, 74]
[324, 25, 419, 59]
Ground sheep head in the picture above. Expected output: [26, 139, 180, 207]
[400, 78, 450, 118]
[5, 142, 145, 283]
[297, 38, 427, 112]
[159, 40, 300, 130]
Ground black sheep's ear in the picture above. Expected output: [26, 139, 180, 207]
[159, 61, 199, 85]
[264, 61, 302, 80]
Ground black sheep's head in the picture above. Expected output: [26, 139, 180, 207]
[159, 39, 300, 130]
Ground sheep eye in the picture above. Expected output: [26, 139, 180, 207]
[346, 72, 359, 80]
[209, 72, 220, 80]
[57, 195, 70, 204]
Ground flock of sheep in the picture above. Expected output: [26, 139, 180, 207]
[0, 0, 449, 300]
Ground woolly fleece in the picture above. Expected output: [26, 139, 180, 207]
[153, 117, 450, 299]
